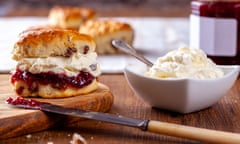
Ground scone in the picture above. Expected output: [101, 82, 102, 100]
[79, 20, 134, 55]
[48, 6, 96, 30]
[11, 28, 101, 98]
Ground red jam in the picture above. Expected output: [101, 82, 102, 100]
[6, 96, 48, 109]
[11, 69, 94, 95]
[191, 0, 240, 65]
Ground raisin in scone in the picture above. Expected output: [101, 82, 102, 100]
[11, 29, 101, 98]
[48, 6, 96, 30]
[79, 20, 134, 54]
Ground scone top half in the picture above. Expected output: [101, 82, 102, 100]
[11, 29, 101, 98]
[13, 29, 96, 60]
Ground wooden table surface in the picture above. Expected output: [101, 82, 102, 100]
[1, 1, 240, 143]
[0, 74, 239, 144]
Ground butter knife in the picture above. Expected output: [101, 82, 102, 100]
[6, 96, 240, 144]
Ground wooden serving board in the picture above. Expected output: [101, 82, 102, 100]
[0, 75, 113, 139]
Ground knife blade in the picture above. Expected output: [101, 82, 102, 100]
[5, 96, 148, 130]
[6, 96, 240, 144]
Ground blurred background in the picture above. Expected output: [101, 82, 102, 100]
[0, 0, 191, 17]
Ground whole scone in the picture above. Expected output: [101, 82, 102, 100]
[48, 6, 96, 30]
[11, 28, 101, 98]
[79, 20, 134, 55]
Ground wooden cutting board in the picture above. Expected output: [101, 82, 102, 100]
[0, 75, 113, 139]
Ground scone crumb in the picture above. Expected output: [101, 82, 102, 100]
[26, 134, 32, 139]
[70, 133, 87, 144]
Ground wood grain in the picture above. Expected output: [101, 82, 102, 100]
[0, 75, 113, 139]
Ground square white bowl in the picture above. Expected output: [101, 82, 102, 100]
[124, 62, 239, 113]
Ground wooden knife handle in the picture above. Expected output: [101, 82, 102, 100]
[147, 120, 240, 144]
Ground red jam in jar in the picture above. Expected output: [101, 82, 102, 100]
[190, 0, 240, 65]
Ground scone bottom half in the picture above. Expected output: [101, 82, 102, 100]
[10, 29, 101, 98]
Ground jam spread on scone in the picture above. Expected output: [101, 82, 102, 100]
[11, 69, 95, 95]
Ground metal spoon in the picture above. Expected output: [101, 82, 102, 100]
[112, 39, 154, 67]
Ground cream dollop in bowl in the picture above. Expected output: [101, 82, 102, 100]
[124, 62, 239, 113]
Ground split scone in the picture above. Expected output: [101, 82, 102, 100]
[48, 6, 96, 30]
[79, 20, 134, 55]
[11, 29, 101, 98]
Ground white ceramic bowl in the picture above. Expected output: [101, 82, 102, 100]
[124, 62, 239, 113]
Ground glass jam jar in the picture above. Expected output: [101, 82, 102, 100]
[190, 0, 240, 65]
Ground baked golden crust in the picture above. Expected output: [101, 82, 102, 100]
[12, 79, 98, 98]
[12, 29, 96, 60]
[79, 20, 133, 37]
[79, 20, 134, 54]
[48, 6, 96, 30]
